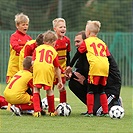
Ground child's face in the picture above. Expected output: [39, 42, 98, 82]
[16, 22, 29, 34]
[54, 21, 66, 38]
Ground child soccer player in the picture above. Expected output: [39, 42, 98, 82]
[4, 56, 34, 116]
[6, 13, 32, 84]
[67, 20, 110, 117]
[32, 30, 63, 117]
[67, 31, 122, 116]
[81, 20, 110, 116]
[52, 18, 71, 103]
[6, 13, 32, 111]
[19, 33, 44, 70]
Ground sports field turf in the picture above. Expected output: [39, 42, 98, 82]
[0, 85, 132, 133]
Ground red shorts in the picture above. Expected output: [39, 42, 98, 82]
[53, 77, 66, 85]
[34, 84, 51, 90]
[88, 75, 108, 86]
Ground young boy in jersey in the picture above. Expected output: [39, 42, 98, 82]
[6, 13, 32, 110]
[6, 13, 32, 84]
[67, 31, 122, 116]
[19, 33, 44, 70]
[4, 56, 35, 116]
[52, 18, 71, 103]
[67, 20, 110, 117]
[32, 30, 63, 117]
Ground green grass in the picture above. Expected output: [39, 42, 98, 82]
[0, 85, 132, 133]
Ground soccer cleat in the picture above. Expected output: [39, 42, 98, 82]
[1, 106, 8, 110]
[100, 113, 109, 117]
[33, 112, 41, 117]
[10, 105, 21, 116]
[80, 111, 88, 115]
[48, 111, 58, 116]
[84, 113, 93, 117]
[49, 113, 56, 116]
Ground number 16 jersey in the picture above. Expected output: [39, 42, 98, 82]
[32, 44, 60, 87]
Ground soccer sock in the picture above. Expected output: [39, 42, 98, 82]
[86, 93, 94, 114]
[60, 90, 66, 103]
[15, 103, 34, 110]
[47, 95, 55, 113]
[100, 93, 108, 114]
[30, 95, 42, 108]
[33, 93, 41, 112]
[0, 96, 8, 107]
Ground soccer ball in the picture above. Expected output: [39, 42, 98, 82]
[109, 105, 124, 119]
[55, 102, 72, 116]
[41, 97, 48, 110]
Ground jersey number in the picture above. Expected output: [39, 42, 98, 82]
[39, 49, 53, 64]
[90, 43, 107, 56]
[8, 75, 21, 89]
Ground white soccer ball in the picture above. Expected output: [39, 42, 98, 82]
[41, 97, 48, 110]
[55, 102, 72, 116]
[109, 105, 124, 119]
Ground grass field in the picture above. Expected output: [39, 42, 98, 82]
[0, 85, 132, 133]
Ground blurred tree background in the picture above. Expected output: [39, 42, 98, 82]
[0, 0, 132, 32]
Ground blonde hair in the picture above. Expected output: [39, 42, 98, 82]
[15, 13, 29, 25]
[86, 20, 101, 34]
[43, 30, 57, 44]
[52, 18, 66, 28]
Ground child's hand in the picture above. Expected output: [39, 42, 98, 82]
[65, 72, 72, 81]
[57, 82, 63, 90]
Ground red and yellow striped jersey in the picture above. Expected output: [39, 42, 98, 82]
[54, 36, 70, 71]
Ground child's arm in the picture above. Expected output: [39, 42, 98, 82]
[55, 67, 63, 90]
[31, 50, 36, 65]
[10, 35, 23, 53]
